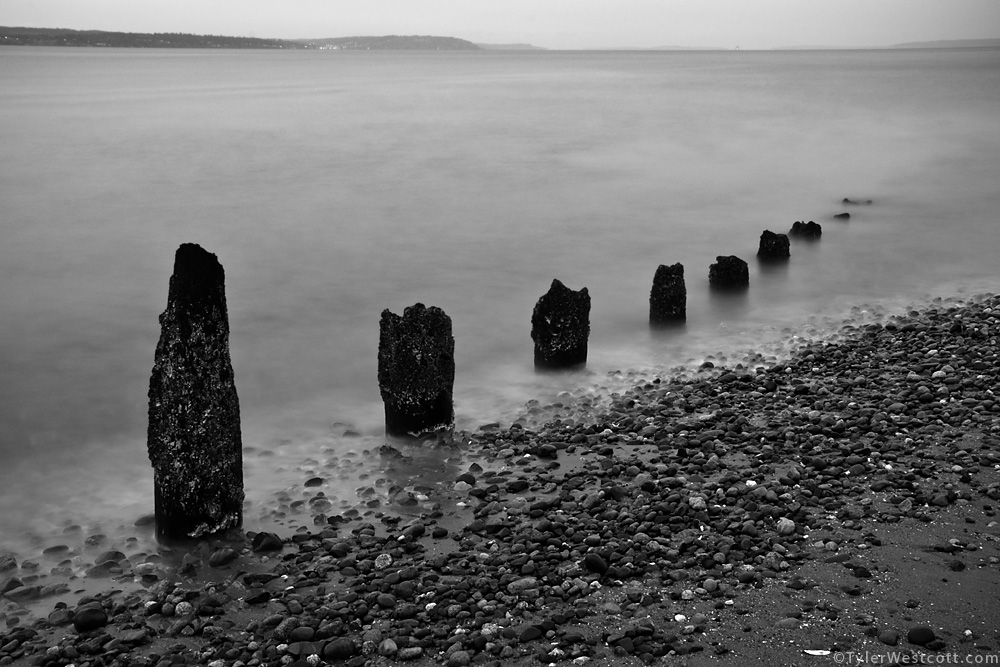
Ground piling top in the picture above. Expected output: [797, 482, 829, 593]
[169, 243, 227, 321]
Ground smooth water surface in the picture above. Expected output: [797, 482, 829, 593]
[1, 46, 999, 559]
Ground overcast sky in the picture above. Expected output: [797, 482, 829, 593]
[4, 0, 999, 49]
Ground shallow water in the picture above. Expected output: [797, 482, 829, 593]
[1, 46, 999, 562]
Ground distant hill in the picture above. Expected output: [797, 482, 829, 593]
[890, 38, 1000, 49]
[298, 35, 480, 50]
[0, 27, 482, 50]
[0, 26, 298, 48]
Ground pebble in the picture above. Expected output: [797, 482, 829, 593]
[878, 630, 900, 646]
[72, 603, 108, 633]
[907, 626, 936, 646]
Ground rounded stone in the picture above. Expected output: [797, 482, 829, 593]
[324, 637, 358, 659]
[907, 626, 935, 646]
[72, 603, 108, 633]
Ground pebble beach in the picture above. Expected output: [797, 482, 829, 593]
[2, 293, 999, 667]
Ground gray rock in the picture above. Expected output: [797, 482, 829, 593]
[208, 547, 238, 567]
[324, 637, 358, 660]
[251, 531, 283, 552]
[0, 554, 16, 572]
[72, 603, 108, 633]
[878, 630, 900, 646]
[907, 626, 935, 646]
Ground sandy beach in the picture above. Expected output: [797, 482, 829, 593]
[2, 293, 999, 667]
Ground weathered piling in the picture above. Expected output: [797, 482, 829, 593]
[531, 279, 590, 369]
[147, 243, 243, 543]
[789, 220, 822, 239]
[649, 263, 686, 324]
[708, 255, 749, 288]
[757, 230, 790, 261]
[378, 303, 455, 437]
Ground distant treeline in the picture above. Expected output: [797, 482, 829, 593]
[0, 26, 298, 49]
[0, 27, 482, 50]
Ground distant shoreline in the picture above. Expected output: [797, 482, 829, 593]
[2, 26, 997, 51]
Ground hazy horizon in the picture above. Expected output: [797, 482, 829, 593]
[4, 0, 999, 50]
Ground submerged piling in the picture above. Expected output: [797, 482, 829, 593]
[147, 243, 243, 543]
[757, 230, 790, 261]
[378, 303, 455, 437]
[709, 255, 749, 288]
[531, 279, 590, 369]
[649, 263, 687, 324]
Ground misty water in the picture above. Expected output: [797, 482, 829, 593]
[1, 46, 999, 566]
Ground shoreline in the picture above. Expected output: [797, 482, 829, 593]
[2, 292, 999, 666]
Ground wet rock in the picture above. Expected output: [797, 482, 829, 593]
[0, 554, 15, 572]
[757, 230, 790, 261]
[907, 626, 936, 646]
[147, 243, 244, 542]
[708, 255, 749, 289]
[878, 630, 900, 646]
[94, 550, 127, 565]
[583, 553, 609, 574]
[4, 584, 38, 601]
[834, 212, 851, 220]
[72, 603, 108, 633]
[398, 647, 424, 660]
[208, 547, 238, 567]
[48, 608, 73, 626]
[251, 531, 283, 552]
[649, 263, 686, 324]
[531, 279, 590, 369]
[1, 577, 23, 594]
[378, 303, 455, 437]
[324, 637, 358, 660]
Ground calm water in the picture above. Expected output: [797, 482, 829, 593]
[1, 46, 999, 559]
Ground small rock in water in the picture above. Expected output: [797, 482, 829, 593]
[251, 531, 283, 552]
[208, 547, 238, 567]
